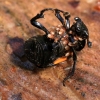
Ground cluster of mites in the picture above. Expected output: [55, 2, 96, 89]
[48, 25, 80, 58]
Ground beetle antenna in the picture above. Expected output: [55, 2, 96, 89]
[87, 36, 92, 47]
[63, 47, 77, 86]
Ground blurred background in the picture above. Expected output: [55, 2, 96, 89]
[0, 0, 100, 100]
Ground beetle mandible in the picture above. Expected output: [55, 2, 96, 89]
[23, 8, 92, 86]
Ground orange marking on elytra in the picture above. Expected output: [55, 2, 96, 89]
[53, 57, 67, 64]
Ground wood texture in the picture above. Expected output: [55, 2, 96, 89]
[0, 0, 100, 100]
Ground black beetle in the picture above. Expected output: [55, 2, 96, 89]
[23, 8, 92, 86]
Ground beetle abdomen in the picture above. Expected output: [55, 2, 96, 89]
[24, 35, 52, 68]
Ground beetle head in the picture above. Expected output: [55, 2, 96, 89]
[71, 17, 92, 47]
[73, 17, 89, 40]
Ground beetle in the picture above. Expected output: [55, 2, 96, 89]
[23, 8, 92, 86]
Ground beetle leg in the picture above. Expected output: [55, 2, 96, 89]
[30, 8, 62, 35]
[54, 9, 71, 32]
[63, 12, 71, 31]
[63, 47, 77, 86]
[54, 9, 65, 26]
[30, 9, 50, 35]
[31, 8, 71, 36]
